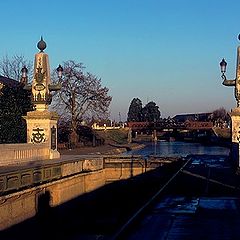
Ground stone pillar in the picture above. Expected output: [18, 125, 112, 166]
[229, 108, 240, 168]
[22, 37, 61, 160]
[128, 128, 132, 144]
[153, 129, 157, 142]
[219, 35, 240, 171]
[24, 110, 60, 159]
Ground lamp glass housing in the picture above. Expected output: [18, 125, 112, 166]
[57, 64, 63, 78]
[21, 66, 28, 78]
[220, 58, 227, 73]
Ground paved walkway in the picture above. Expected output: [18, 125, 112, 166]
[59, 142, 143, 155]
[59, 144, 119, 155]
[0, 145, 115, 174]
[0, 143, 139, 174]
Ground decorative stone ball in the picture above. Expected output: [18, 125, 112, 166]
[37, 37, 47, 52]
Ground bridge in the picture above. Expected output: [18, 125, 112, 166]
[128, 120, 213, 132]
[127, 121, 217, 143]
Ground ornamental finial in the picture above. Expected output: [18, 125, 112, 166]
[37, 36, 47, 52]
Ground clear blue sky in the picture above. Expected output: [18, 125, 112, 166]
[1, 0, 240, 120]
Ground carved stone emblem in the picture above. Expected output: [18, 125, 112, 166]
[34, 67, 46, 91]
[31, 128, 46, 143]
[35, 67, 45, 84]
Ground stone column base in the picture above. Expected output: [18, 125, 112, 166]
[50, 149, 60, 159]
[24, 110, 61, 160]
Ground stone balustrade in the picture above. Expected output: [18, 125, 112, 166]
[0, 143, 50, 166]
[0, 156, 105, 196]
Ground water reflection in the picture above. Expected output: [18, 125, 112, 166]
[126, 141, 230, 157]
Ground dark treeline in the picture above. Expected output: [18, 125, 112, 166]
[127, 98, 161, 122]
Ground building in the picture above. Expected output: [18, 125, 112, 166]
[173, 112, 212, 123]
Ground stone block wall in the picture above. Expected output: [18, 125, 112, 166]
[0, 189, 37, 230]
[0, 155, 171, 231]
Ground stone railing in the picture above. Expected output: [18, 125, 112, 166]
[0, 156, 104, 196]
[0, 143, 50, 166]
[61, 157, 103, 177]
[0, 154, 179, 196]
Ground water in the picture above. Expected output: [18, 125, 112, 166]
[125, 141, 230, 157]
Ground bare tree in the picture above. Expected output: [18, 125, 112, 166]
[0, 54, 33, 81]
[51, 60, 112, 146]
[210, 107, 230, 127]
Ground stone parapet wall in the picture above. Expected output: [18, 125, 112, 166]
[0, 143, 50, 166]
[105, 167, 148, 182]
[61, 160, 84, 177]
[0, 155, 178, 231]
[61, 157, 103, 176]
[0, 157, 104, 196]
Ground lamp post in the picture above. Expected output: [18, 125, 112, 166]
[220, 34, 240, 107]
[220, 34, 240, 169]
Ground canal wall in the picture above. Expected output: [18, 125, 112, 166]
[0, 169, 106, 230]
[0, 155, 177, 230]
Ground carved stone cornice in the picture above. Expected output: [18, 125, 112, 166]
[23, 110, 59, 120]
[229, 107, 240, 117]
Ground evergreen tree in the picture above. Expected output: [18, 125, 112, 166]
[127, 98, 143, 122]
[0, 82, 32, 143]
[142, 101, 161, 122]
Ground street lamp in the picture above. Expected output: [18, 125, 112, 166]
[220, 58, 227, 76]
[220, 34, 240, 107]
[20, 65, 28, 85]
[56, 64, 63, 79]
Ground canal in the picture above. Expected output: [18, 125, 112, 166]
[119, 141, 240, 240]
[125, 141, 230, 157]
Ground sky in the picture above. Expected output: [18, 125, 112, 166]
[1, 0, 240, 121]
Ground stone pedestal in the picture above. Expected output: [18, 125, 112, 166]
[23, 110, 60, 159]
[229, 108, 240, 168]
